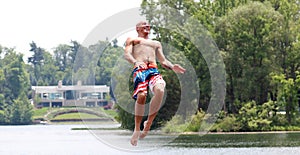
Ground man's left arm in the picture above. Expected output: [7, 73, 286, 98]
[156, 42, 186, 74]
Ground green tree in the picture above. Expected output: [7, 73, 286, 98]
[0, 47, 32, 125]
[238, 100, 274, 131]
[141, 0, 225, 113]
[53, 44, 74, 85]
[27, 41, 45, 85]
[111, 59, 135, 129]
[72, 43, 93, 85]
[3, 50, 30, 100]
[93, 40, 123, 85]
[39, 52, 59, 85]
[9, 93, 33, 125]
[274, 0, 300, 80]
[215, 1, 284, 112]
[271, 73, 300, 124]
[0, 47, 5, 108]
[70, 40, 80, 63]
[54, 44, 71, 71]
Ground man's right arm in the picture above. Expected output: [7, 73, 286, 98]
[124, 37, 137, 65]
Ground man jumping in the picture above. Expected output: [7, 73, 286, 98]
[124, 21, 186, 146]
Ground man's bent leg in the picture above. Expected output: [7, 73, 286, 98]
[140, 84, 165, 139]
[131, 92, 147, 146]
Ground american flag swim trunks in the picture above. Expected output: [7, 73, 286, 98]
[132, 63, 166, 100]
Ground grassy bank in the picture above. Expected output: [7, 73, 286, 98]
[168, 132, 300, 148]
[32, 107, 118, 124]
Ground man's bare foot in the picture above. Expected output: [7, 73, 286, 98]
[140, 121, 152, 139]
[130, 131, 140, 146]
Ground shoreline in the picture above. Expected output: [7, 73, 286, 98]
[182, 130, 300, 135]
[3, 121, 300, 135]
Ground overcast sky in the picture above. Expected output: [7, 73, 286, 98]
[0, 0, 142, 58]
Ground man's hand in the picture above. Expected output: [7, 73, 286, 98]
[134, 61, 147, 69]
[172, 64, 186, 74]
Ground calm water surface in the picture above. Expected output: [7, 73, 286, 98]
[0, 124, 299, 155]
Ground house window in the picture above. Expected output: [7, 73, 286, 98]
[103, 92, 107, 99]
[65, 90, 76, 100]
[49, 93, 63, 99]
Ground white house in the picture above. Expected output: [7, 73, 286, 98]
[32, 81, 110, 108]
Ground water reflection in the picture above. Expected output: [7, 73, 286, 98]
[88, 124, 179, 152]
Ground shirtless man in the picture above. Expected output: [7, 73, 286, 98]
[124, 21, 186, 146]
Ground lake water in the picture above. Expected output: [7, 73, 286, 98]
[0, 124, 300, 155]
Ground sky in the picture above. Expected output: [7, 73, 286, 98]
[0, 0, 143, 59]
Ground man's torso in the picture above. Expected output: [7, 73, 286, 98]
[132, 38, 158, 65]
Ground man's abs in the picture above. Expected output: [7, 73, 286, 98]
[132, 44, 157, 63]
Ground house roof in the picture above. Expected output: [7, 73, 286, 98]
[32, 85, 110, 93]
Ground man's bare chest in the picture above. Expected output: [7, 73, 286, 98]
[133, 44, 156, 58]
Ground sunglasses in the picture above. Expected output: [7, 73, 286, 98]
[139, 25, 151, 29]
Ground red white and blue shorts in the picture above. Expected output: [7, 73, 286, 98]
[132, 64, 166, 100]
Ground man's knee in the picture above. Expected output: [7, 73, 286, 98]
[137, 92, 147, 104]
[154, 84, 165, 95]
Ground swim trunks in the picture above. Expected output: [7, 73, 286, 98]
[132, 63, 166, 100]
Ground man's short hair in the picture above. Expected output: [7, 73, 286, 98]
[136, 21, 149, 27]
